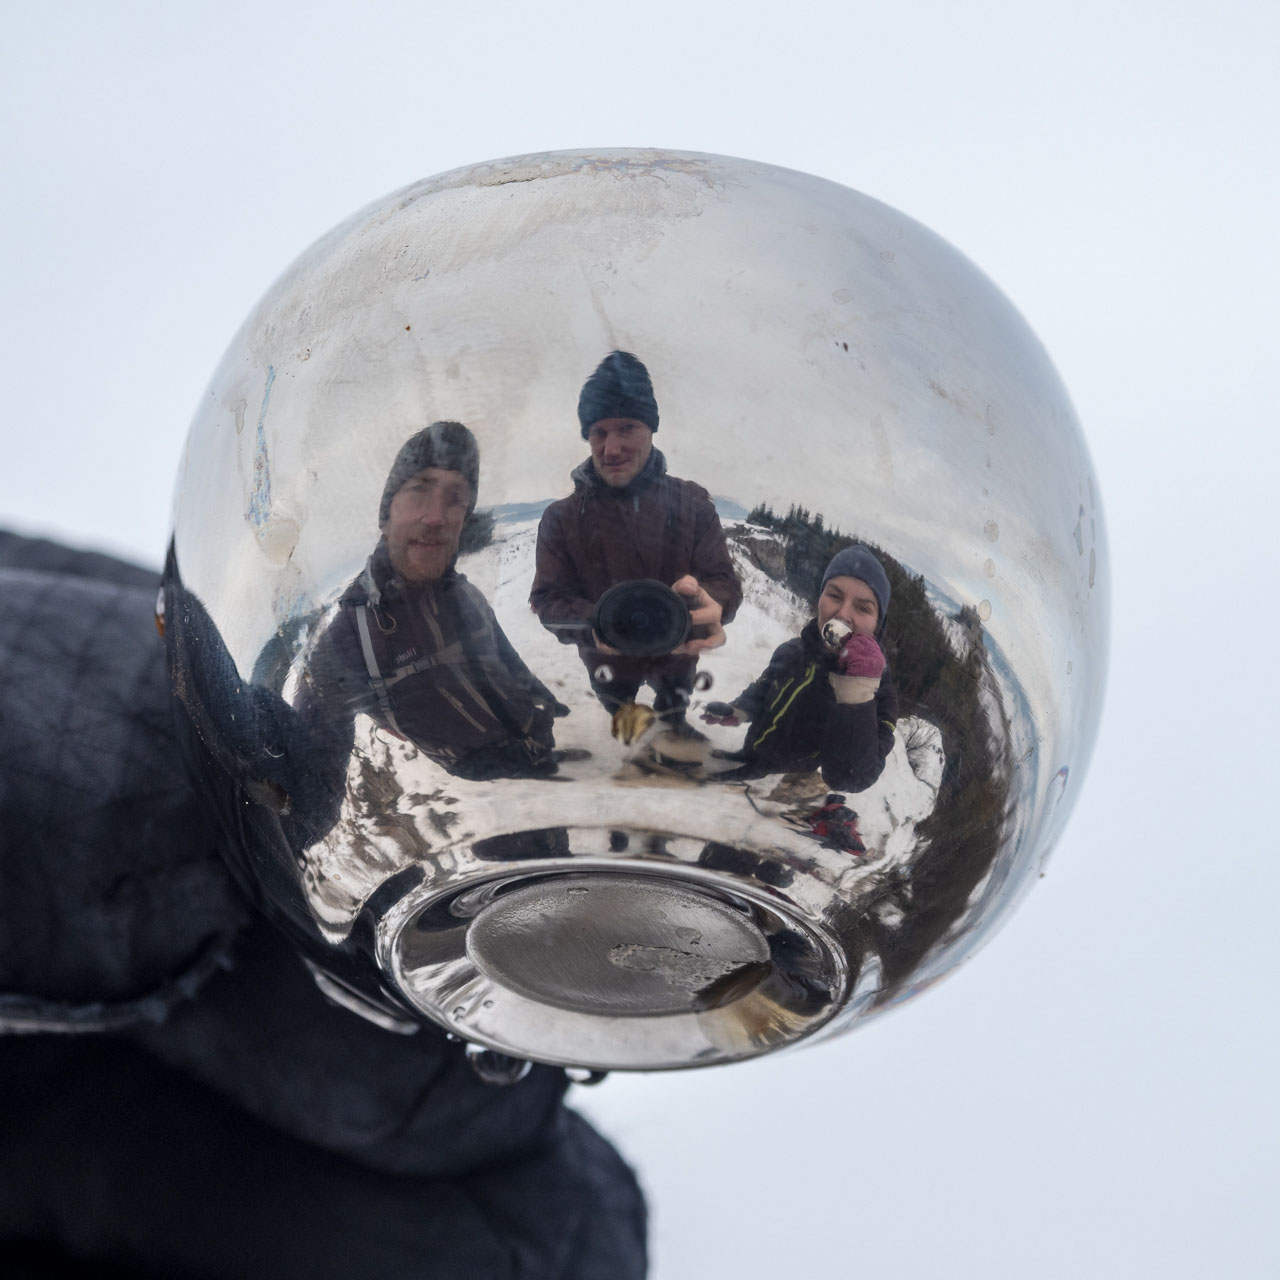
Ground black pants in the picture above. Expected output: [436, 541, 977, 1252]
[585, 660, 694, 717]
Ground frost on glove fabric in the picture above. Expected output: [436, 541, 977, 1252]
[0, 532, 647, 1279]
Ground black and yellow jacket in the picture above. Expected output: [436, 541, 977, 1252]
[732, 619, 899, 793]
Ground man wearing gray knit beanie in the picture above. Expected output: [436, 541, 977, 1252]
[302, 421, 567, 781]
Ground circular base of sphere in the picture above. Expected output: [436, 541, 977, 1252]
[466, 874, 771, 1016]
[381, 831, 848, 1070]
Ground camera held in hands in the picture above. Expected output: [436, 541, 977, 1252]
[592, 579, 692, 656]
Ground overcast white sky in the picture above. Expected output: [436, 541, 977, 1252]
[3, 3, 1277, 1276]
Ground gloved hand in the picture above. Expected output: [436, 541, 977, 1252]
[701, 700, 746, 727]
[830, 634, 885, 705]
[835, 633, 886, 679]
[1, 528, 650, 1280]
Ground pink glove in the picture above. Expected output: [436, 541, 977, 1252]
[835, 633, 885, 679]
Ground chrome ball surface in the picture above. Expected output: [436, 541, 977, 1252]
[164, 149, 1106, 1071]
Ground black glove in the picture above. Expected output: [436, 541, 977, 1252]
[0, 531, 647, 1280]
[701, 700, 746, 727]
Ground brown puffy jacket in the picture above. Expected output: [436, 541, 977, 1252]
[529, 450, 743, 658]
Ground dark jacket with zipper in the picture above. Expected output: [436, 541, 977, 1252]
[732, 619, 899, 793]
[301, 541, 559, 780]
[529, 448, 742, 684]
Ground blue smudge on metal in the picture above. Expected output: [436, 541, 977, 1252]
[248, 365, 276, 530]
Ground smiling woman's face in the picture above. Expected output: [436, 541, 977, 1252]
[383, 467, 472, 582]
[817, 574, 880, 636]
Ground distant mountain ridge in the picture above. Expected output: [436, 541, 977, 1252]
[489, 501, 553, 525]
[489, 496, 749, 525]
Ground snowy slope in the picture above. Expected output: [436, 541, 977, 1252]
[301, 518, 945, 939]
[462, 517, 944, 860]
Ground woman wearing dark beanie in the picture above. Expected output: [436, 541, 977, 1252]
[704, 544, 899, 794]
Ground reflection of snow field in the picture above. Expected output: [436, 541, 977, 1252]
[462, 518, 812, 756]
[462, 517, 944, 863]
[302, 518, 946, 940]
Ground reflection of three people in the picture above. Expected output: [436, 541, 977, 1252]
[305, 350, 897, 796]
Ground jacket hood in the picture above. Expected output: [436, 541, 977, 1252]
[347, 539, 460, 611]
[570, 447, 667, 497]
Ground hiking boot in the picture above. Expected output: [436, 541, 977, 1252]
[806, 798, 866, 854]
[665, 715, 709, 743]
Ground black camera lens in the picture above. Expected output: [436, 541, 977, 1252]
[592, 580, 691, 656]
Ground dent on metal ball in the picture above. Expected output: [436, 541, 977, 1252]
[163, 149, 1106, 1074]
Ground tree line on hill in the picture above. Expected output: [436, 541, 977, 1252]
[745, 501, 1014, 1000]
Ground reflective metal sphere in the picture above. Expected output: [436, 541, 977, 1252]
[164, 149, 1106, 1072]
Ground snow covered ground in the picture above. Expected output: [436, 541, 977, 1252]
[466, 516, 944, 845]
[300, 518, 948, 938]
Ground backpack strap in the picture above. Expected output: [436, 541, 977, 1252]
[353, 602, 405, 737]
[354, 602, 474, 738]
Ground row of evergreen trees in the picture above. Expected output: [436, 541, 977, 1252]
[457, 507, 497, 555]
[747, 501, 852, 602]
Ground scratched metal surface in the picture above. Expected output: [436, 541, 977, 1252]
[165, 150, 1106, 1071]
